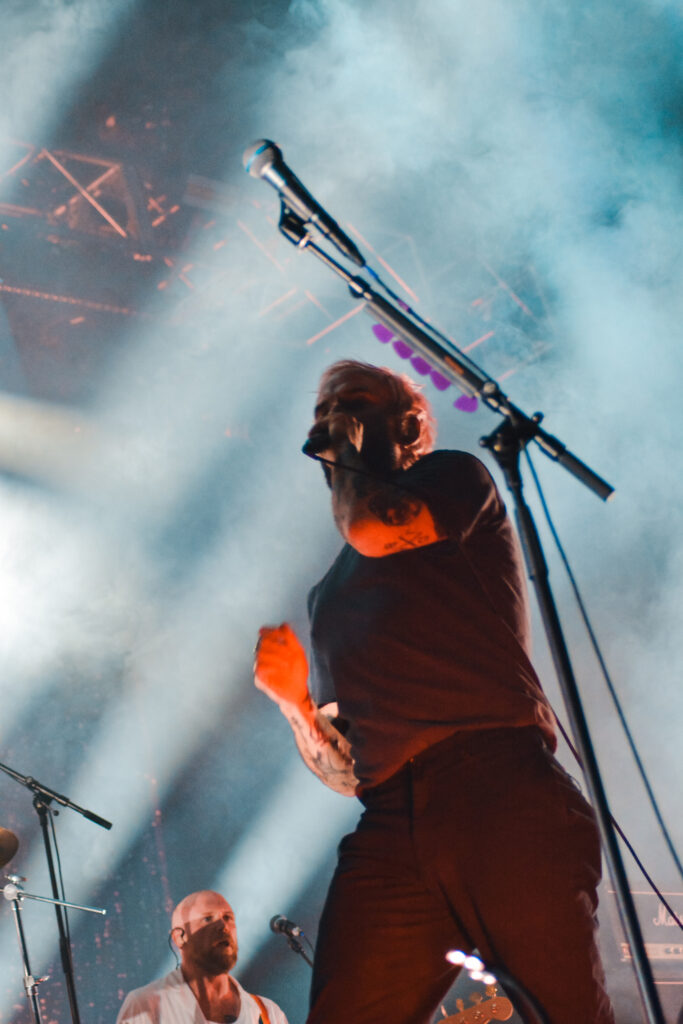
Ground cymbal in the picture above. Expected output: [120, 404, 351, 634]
[0, 828, 19, 868]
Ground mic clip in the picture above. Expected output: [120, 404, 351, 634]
[279, 204, 312, 251]
[270, 914, 303, 937]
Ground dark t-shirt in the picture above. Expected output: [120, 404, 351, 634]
[307, 450, 556, 788]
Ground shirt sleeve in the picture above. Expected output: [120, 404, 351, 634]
[307, 583, 338, 708]
[400, 450, 505, 542]
[264, 998, 288, 1024]
[115, 993, 159, 1024]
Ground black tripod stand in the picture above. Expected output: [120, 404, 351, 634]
[1, 875, 106, 1024]
[0, 762, 111, 1024]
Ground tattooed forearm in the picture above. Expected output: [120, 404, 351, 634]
[283, 706, 358, 797]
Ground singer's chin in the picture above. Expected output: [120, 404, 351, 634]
[204, 943, 238, 974]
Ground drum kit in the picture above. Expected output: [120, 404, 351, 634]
[0, 759, 110, 1024]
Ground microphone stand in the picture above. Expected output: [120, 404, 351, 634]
[283, 932, 314, 968]
[1, 877, 106, 1024]
[5, 879, 44, 1024]
[271, 915, 315, 968]
[0, 761, 112, 1024]
[275, 205, 665, 1024]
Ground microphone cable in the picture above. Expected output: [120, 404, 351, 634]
[168, 931, 180, 968]
[524, 447, 683, 931]
[49, 807, 74, 953]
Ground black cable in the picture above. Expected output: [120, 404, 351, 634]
[524, 448, 683, 930]
[167, 932, 180, 967]
[553, 714, 683, 932]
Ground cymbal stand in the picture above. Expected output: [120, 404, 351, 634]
[0, 761, 111, 1024]
[1, 876, 106, 1024]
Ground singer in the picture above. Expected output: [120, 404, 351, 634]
[254, 360, 615, 1024]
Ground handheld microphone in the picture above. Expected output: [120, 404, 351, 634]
[270, 913, 303, 938]
[301, 431, 331, 458]
[243, 140, 365, 268]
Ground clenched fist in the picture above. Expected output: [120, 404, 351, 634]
[254, 623, 310, 711]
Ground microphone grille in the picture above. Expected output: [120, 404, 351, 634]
[243, 139, 280, 178]
[302, 431, 330, 457]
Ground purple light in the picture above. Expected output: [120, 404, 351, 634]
[393, 339, 413, 359]
[454, 394, 479, 413]
[410, 356, 431, 376]
[430, 371, 451, 391]
[372, 324, 394, 343]
[368, 325, 465, 405]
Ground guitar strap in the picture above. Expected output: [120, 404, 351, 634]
[251, 993, 272, 1024]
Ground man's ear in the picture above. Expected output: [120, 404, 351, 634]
[170, 926, 186, 948]
[400, 414, 420, 446]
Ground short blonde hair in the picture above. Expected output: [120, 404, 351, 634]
[318, 359, 436, 469]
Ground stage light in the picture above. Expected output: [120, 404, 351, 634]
[446, 949, 497, 986]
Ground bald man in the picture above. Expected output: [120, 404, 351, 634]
[116, 891, 288, 1024]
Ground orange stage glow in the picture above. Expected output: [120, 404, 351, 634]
[41, 149, 128, 238]
[257, 288, 298, 317]
[0, 282, 145, 316]
[463, 330, 495, 352]
[0, 204, 43, 218]
[480, 261, 536, 319]
[305, 304, 365, 346]
[236, 219, 286, 272]
[304, 290, 332, 318]
[0, 141, 35, 183]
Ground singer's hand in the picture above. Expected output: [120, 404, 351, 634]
[255, 624, 359, 796]
[307, 411, 363, 464]
[328, 410, 364, 454]
[254, 623, 310, 711]
[309, 408, 395, 474]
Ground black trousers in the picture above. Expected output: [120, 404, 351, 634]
[307, 726, 615, 1024]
